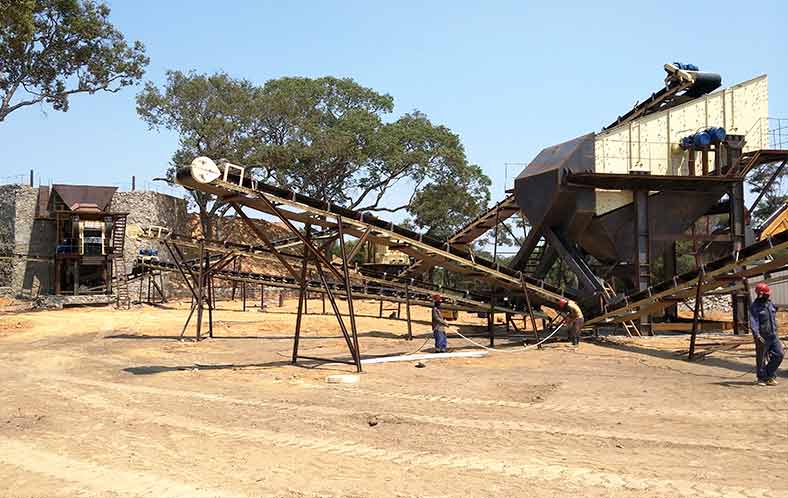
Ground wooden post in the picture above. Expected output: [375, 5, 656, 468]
[242, 282, 247, 311]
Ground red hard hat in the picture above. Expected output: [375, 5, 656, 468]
[432, 294, 443, 303]
[755, 282, 771, 296]
[558, 298, 568, 309]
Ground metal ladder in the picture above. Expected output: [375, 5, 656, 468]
[114, 258, 131, 309]
[602, 281, 640, 337]
[111, 215, 130, 309]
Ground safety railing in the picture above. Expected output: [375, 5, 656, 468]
[745, 117, 788, 150]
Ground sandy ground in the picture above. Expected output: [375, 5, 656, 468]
[0, 297, 786, 498]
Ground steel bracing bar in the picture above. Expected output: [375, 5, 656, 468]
[749, 160, 787, 214]
[175, 165, 572, 308]
[448, 194, 519, 246]
[137, 255, 530, 316]
[138, 228, 528, 315]
[588, 229, 788, 325]
[337, 218, 362, 370]
[231, 203, 304, 285]
[138, 222, 526, 304]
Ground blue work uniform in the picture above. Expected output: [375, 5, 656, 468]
[431, 304, 449, 352]
[749, 297, 784, 381]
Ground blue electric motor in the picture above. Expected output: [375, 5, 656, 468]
[707, 126, 727, 142]
[139, 248, 159, 257]
[680, 127, 726, 149]
[673, 62, 699, 71]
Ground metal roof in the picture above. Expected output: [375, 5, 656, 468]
[50, 184, 117, 213]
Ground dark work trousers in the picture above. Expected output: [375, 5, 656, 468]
[757, 336, 784, 380]
[433, 328, 447, 351]
[569, 318, 584, 345]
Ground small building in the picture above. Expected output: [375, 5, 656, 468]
[0, 183, 188, 300]
[45, 184, 125, 295]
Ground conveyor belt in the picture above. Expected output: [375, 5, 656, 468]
[135, 256, 534, 316]
[603, 63, 721, 131]
[588, 229, 788, 325]
[136, 227, 534, 315]
[175, 158, 576, 311]
[447, 194, 519, 246]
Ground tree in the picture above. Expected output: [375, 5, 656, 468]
[747, 162, 787, 225]
[136, 71, 259, 239]
[0, 0, 148, 122]
[407, 162, 491, 240]
[137, 72, 492, 240]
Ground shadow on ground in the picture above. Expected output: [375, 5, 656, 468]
[591, 337, 758, 376]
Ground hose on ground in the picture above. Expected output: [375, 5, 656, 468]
[448, 312, 570, 353]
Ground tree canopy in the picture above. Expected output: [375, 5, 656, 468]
[747, 162, 787, 225]
[136, 71, 491, 240]
[0, 0, 148, 122]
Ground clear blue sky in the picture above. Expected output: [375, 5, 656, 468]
[3, 1, 787, 208]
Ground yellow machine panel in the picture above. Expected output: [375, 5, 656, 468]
[594, 75, 769, 214]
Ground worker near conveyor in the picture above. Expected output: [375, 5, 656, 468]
[750, 282, 784, 386]
[558, 298, 584, 346]
[431, 294, 449, 353]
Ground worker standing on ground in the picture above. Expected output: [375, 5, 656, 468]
[558, 298, 584, 346]
[750, 282, 784, 386]
[431, 294, 449, 353]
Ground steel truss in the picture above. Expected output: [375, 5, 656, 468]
[588, 229, 788, 327]
[165, 160, 569, 368]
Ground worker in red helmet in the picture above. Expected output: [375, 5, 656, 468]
[558, 297, 584, 346]
[750, 282, 784, 386]
[431, 294, 449, 353]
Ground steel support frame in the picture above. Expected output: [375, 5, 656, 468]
[543, 228, 604, 295]
[633, 189, 652, 335]
[163, 240, 237, 340]
[248, 198, 362, 372]
[729, 180, 748, 335]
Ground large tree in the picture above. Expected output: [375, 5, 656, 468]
[137, 71, 491, 240]
[0, 0, 148, 122]
[136, 71, 259, 239]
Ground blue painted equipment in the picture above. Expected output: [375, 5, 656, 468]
[673, 62, 699, 71]
[679, 127, 726, 149]
[139, 248, 159, 257]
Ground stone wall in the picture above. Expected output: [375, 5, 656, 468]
[111, 191, 189, 299]
[0, 185, 55, 297]
[0, 185, 17, 292]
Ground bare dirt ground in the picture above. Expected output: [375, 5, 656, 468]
[0, 297, 786, 498]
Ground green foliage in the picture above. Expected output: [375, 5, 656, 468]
[407, 161, 491, 240]
[747, 162, 787, 225]
[136, 71, 259, 238]
[137, 72, 492, 240]
[0, 0, 148, 122]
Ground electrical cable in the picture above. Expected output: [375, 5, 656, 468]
[447, 312, 570, 353]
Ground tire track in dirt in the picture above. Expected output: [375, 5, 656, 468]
[37, 374, 782, 454]
[306, 383, 778, 422]
[0, 436, 244, 498]
[42, 382, 781, 498]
